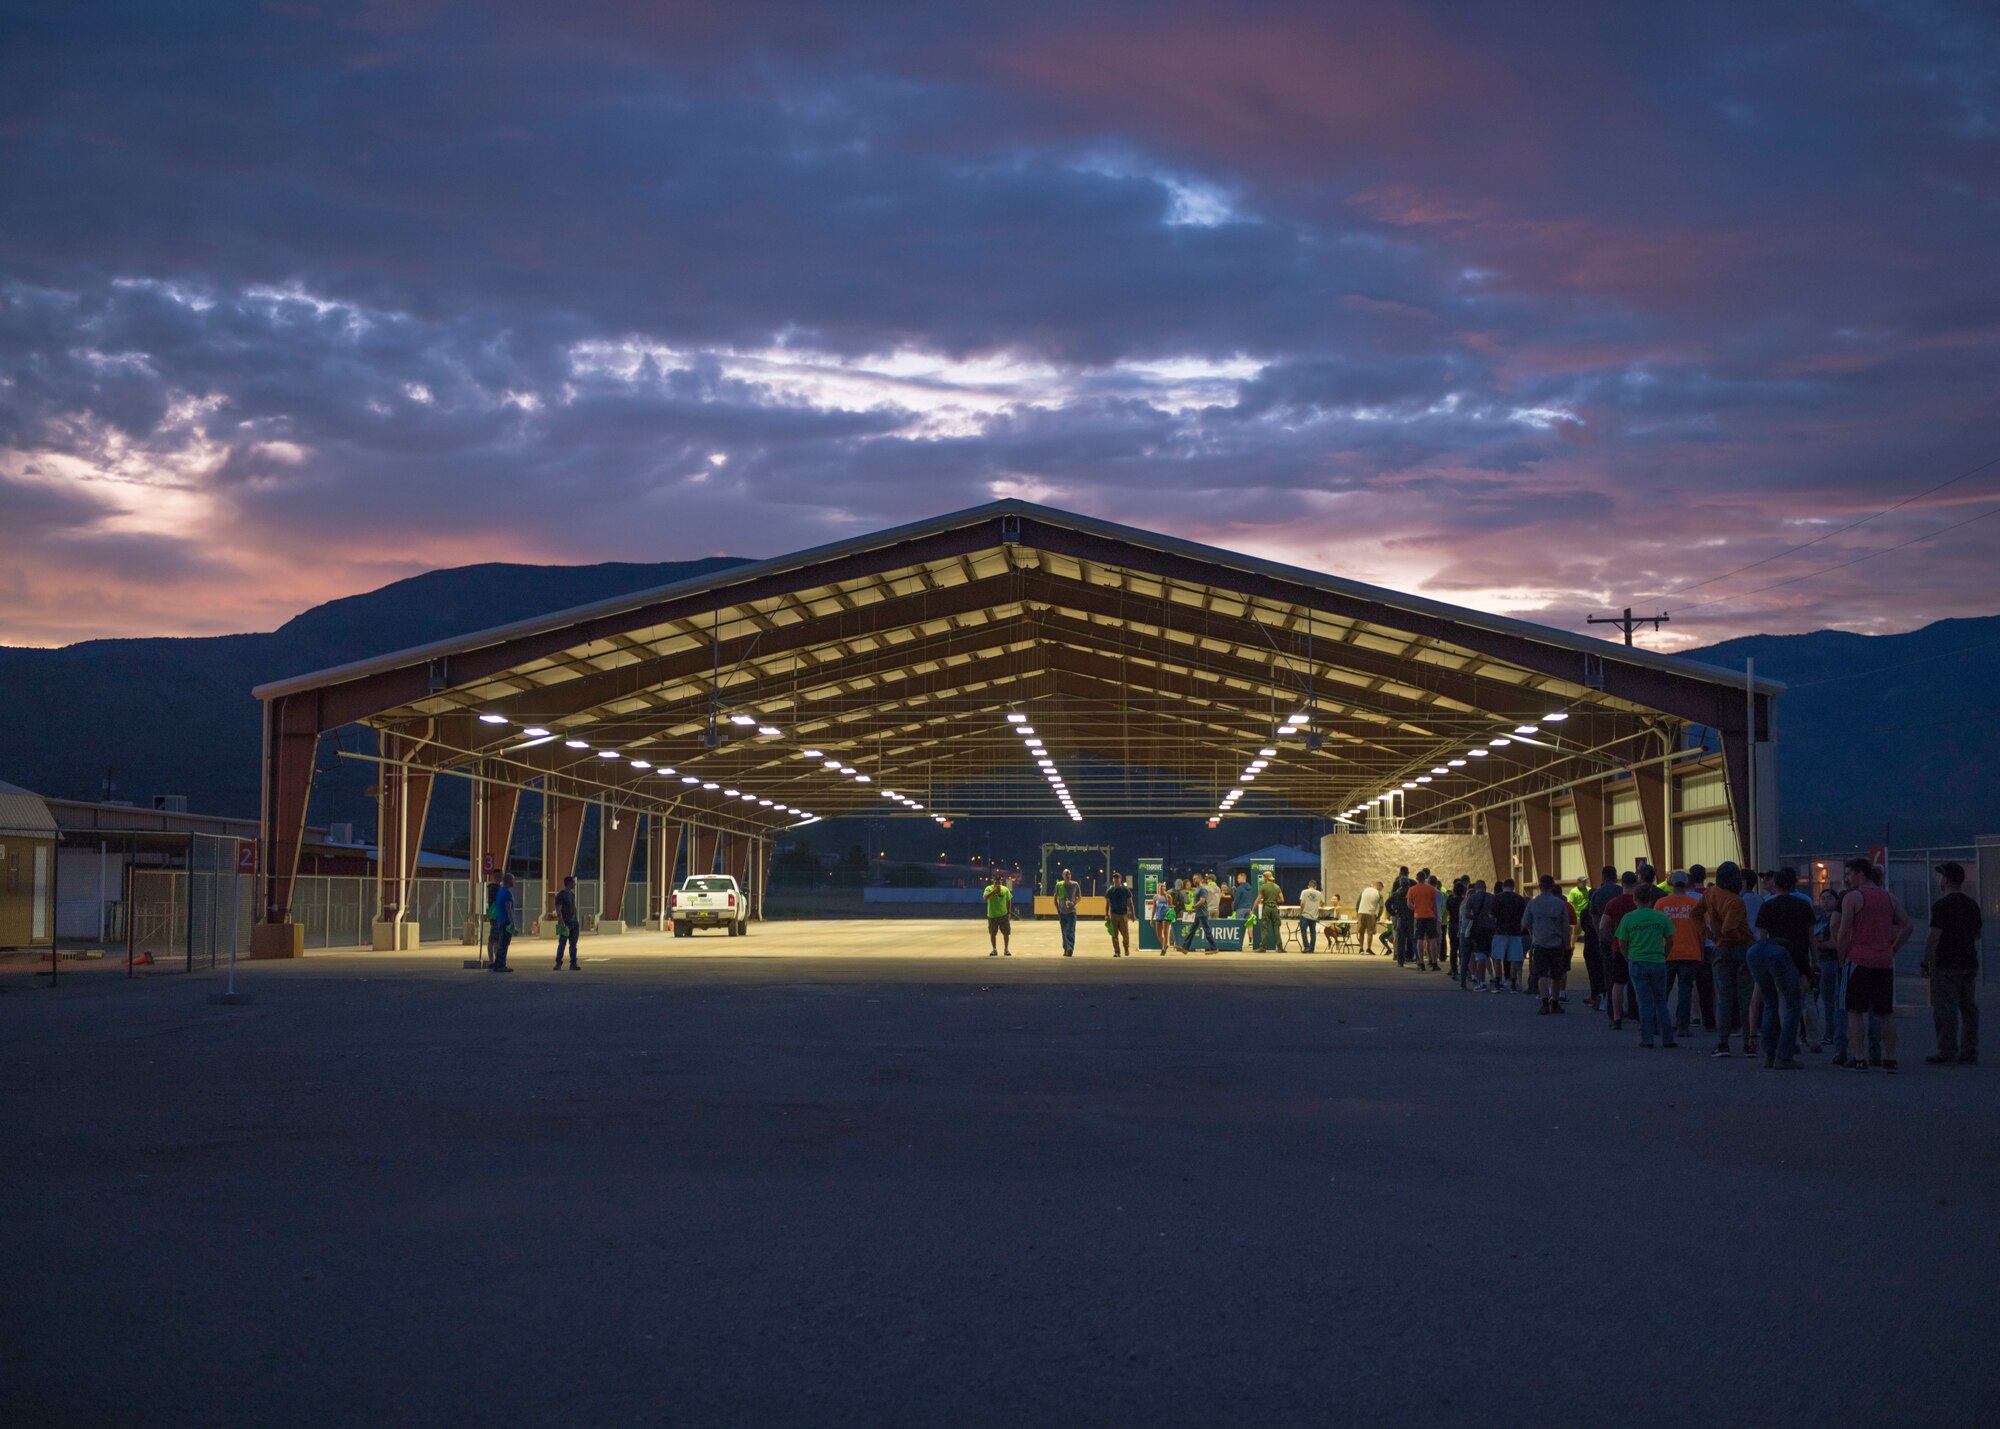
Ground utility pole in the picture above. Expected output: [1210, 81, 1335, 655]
[1587, 607, 1670, 646]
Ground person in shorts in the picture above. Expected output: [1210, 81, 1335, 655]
[983, 875, 1014, 956]
[1355, 881, 1384, 954]
[1408, 869, 1441, 970]
[1488, 879, 1527, 992]
[1463, 879, 1495, 988]
[1526, 874, 1574, 1014]
[1597, 872, 1641, 1030]
[1837, 857, 1911, 1071]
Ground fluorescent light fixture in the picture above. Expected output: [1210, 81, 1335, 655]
[701, 782, 719, 790]
[1016, 726, 1035, 736]
[681, 776, 698, 784]
[1006, 713, 1027, 723]
[911, 804, 923, 810]
[1024, 739, 1043, 749]
[824, 759, 842, 769]
[722, 789, 738, 797]
[1416, 775, 1432, 783]
[1259, 748, 1277, 758]
[741, 794, 757, 801]
[1250, 760, 1268, 770]
[838, 765, 856, 775]
[1448, 758, 1466, 767]
[1287, 712, 1309, 724]
[802, 749, 823, 758]
[1240, 774, 1254, 782]
[523, 727, 549, 737]
[1431, 767, 1447, 775]
[757, 726, 781, 737]
[1490, 738, 1511, 747]
[1514, 725, 1538, 735]
[1402, 781, 1418, 790]
[730, 714, 756, 726]
[760, 799, 773, 806]
[479, 713, 508, 724]
[855, 774, 871, 783]
[658, 767, 676, 775]
[598, 750, 620, 759]
[1469, 749, 1488, 757]
[630, 760, 652, 770]
[565, 739, 590, 749]
[1544, 712, 1568, 722]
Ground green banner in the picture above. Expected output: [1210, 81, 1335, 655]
[1137, 857, 1164, 904]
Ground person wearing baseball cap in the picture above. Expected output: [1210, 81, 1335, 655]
[1923, 862, 1982, 1065]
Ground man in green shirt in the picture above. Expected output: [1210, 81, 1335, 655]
[1257, 872, 1283, 954]
[984, 875, 1014, 957]
[1614, 884, 1679, 1048]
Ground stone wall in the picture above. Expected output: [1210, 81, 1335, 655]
[1319, 831, 1498, 906]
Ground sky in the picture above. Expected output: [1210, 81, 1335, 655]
[2, 0, 1997, 650]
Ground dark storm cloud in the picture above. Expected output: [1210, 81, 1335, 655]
[0, 0, 1996, 646]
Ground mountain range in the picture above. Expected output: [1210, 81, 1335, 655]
[2, 560, 1992, 852]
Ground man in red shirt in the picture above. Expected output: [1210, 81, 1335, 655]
[1596, 872, 1640, 1031]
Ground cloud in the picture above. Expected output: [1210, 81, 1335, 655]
[0, 0, 1996, 649]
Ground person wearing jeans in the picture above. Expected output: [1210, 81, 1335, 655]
[1699, 862, 1756, 1057]
[1746, 938, 1804, 1067]
[553, 874, 581, 970]
[1055, 869, 1082, 957]
[1615, 885, 1678, 1048]
[1298, 880, 1323, 953]
[1923, 861, 1983, 1065]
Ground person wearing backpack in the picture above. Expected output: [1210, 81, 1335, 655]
[487, 873, 516, 972]
[553, 874, 581, 970]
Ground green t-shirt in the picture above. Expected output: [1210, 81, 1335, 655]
[984, 883, 1012, 917]
[1616, 907, 1674, 962]
[1258, 880, 1281, 912]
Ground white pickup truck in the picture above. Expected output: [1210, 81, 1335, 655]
[671, 874, 749, 937]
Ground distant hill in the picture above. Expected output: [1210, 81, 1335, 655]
[1, 560, 1991, 850]
[1682, 615, 2000, 852]
[0, 558, 750, 824]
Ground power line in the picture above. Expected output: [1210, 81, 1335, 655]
[1639, 450, 2000, 602]
[1674, 499, 2000, 614]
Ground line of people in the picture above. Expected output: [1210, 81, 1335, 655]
[1364, 858, 1979, 1070]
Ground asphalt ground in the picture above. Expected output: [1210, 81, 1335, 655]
[3, 926, 1996, 1428]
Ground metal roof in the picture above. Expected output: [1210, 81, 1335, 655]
[252, 500, 1780, 832]
[0, 780, 60, 839]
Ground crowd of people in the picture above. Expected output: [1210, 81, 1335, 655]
[1354, 858, 1981, 1070]
[987, 866, 1315, 956]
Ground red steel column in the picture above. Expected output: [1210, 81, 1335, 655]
[254, 692, 319, 957]
[598, 803, 640, 924]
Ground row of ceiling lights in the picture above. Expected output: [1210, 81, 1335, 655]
[1209, 716, 1305, 825]
[1337, 712, 1570, 821]
[478, 711, 819, 825]
[1008, 713, 1081, 821]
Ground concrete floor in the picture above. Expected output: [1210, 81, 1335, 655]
[3, 925, 1995, 1427]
